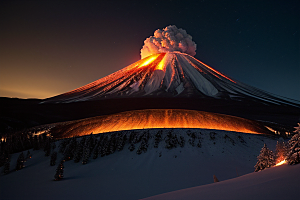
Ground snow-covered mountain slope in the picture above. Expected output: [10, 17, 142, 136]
[0, 128, 280, 200]
[43, 52, 300, 108]
[143, 162, 300, 200]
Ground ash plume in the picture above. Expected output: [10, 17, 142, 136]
[140, 25, 197, 59]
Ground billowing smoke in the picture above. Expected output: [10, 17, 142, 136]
[140, 25, 197, 59]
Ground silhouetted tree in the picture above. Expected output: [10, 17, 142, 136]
[3, 156, 10, 175]
[74, 138, 85, 163]
[82, 144, 90, 165]
[15, 152, 25, 171]
[54, 160, 64, 181]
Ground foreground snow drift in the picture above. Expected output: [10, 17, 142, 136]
[143, 164, 300, 200]
[0, 129, 280, 200]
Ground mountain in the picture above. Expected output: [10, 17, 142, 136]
[43, 52, 300, 108]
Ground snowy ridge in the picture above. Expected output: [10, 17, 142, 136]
[0, 128, 280, 200]
[43, 52, 300, 108]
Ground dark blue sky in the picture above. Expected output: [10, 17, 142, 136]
[0, 0, 299, 100]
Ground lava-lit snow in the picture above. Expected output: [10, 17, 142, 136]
[43, 52, 300, 108]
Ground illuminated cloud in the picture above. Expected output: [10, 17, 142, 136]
[140, 25, 197, 59]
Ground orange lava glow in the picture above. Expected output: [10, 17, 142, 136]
[51, 109, 270, 138]
[139, 54, 161, 68]
[275, 159, 287, 166]
[156, 59, 165, 70]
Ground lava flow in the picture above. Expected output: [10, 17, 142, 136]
[50, 109, 271, 138]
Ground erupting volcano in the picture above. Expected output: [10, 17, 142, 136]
[43, 51, 299, 107]
[39, 25, 300, 137]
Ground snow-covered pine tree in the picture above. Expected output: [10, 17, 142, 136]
[54, 160, 64, 181]
[287, 123, 300, 165]
[50, 151, 57, 166]
[254, 144, 275, 172]
[15, 152, 25, 171]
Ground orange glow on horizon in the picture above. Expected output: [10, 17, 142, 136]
[51, 109, 269, 138]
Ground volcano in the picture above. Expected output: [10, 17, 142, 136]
[43, 52, 299, 108]
[1, 51, 299, 136]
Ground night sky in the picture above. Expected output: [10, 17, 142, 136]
[1, 0, 299, 100]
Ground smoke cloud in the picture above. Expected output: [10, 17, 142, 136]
[140, 25, 197, 59]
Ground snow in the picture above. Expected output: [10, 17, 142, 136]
[142, 164, 300, 200]
[42, 52, 300, 108]
[144, 70, 165, 95]
[0, 128, 282, 200]
[177, 54, 218, 96]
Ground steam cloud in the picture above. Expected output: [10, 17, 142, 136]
[140, 25, 197, 59]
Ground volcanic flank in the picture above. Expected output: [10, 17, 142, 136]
[23, 26, 300, 137]
[43, 51, 299, 108]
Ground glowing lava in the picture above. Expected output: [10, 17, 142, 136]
[50, 109, 271, 138]
[275, 160, 287, 166]
[139, 54, 160, 68]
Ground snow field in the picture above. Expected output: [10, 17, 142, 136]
[0, 128, 279, 200]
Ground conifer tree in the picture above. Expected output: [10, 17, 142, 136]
[287, 123, 300, 165]
[74, 138, 85, 163]
[154, 130, 162, 148]
[82, 145, 90, 165]
[179, 136, 185, 147]
[92, 141, 100, 159]
[128, 143, 135, 152]
[50, 151, 57, 166]
[16, 152, 25, 171]
[3, 156, 10, 175]
[254, 144, 275, 172]
[54, 160, 64, 181]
